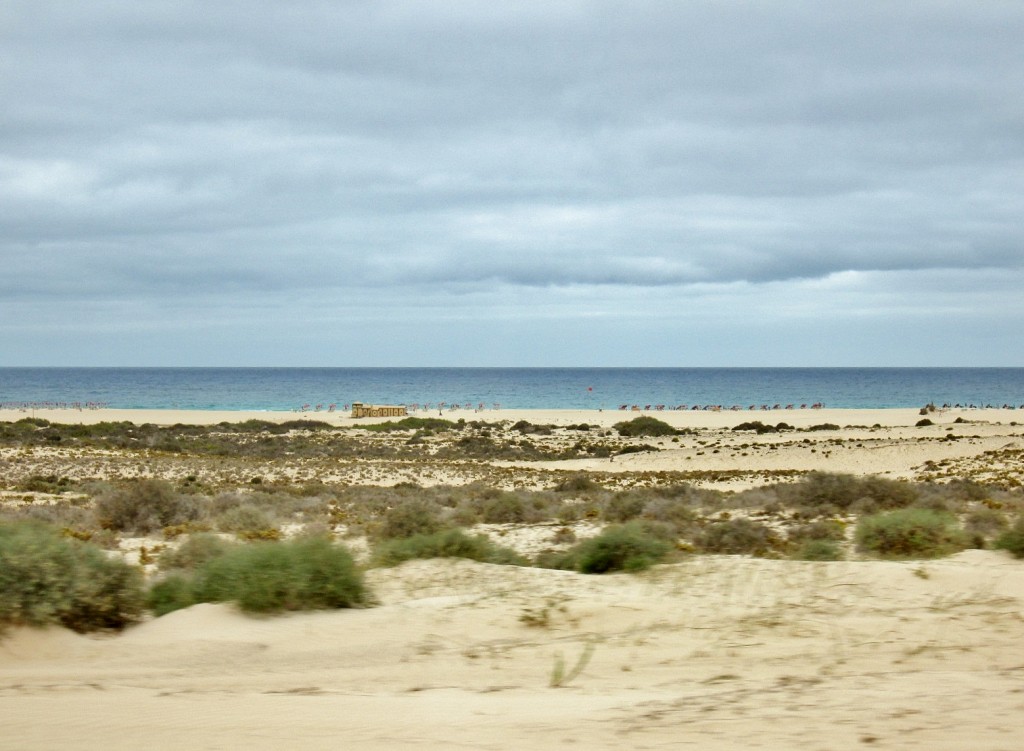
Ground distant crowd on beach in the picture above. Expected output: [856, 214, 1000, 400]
[288, 401, 1024, 413]
[1, 401, 110, 411]
[2, 399, 1020, 414]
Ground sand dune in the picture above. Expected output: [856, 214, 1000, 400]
[3, 551, 1023, 750]
[3, 405, 1023, 748]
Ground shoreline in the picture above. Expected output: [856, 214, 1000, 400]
[1, 405, 1018, 429]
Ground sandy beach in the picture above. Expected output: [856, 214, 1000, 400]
[2, 406, 1023, 749]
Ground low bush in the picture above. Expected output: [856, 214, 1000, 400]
[788, 519, 846, 543]
[732, 421, 789, 434]
[379, 499, 444, 539]
[94, 478, 205, 534]
[553, 473, 601, 493]
[994, 516, 1024, 558]
[158, 533, 234, 571]
[614, 416, 678, 437]
[479, 492, 532, 524]
[780, 473, 918, 514]
[555, 521, 673, 574]
[855, 509, 967, 559]
[696, 517, 785, 556]
[148, 537, 369, 616]
[602, 492, 646, 523]
[215, 505, 276, 535]
[963, 507, 1008, 543]
[371, 528, 526, 567]
[0, 521, 143, 632]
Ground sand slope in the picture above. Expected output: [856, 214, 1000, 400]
[3, 551, 1023, 750]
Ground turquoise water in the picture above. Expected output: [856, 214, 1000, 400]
[2, 368, 1023, 411]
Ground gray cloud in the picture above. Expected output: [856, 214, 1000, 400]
[2, 1, 1022, 364]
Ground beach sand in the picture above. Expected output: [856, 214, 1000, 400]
[2, 551, 1022, 750]
[2, 406, 1023, 748]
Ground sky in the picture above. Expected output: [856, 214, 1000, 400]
[2, 0, 1022, 367]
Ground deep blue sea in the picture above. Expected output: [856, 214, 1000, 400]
[2, 368, 1023, 412]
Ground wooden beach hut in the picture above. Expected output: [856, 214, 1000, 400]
[350, 402, 408, 418]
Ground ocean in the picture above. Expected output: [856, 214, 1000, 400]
[2, 368, 1023, 412]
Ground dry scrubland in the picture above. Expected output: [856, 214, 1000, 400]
[2, 407, 1024, 750]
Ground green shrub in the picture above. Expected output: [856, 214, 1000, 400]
[196, 537, 367, 613]
[696, 517, 784, 556]
[855, 509, 967, 559]
[613, 416, 677, 437]
[0, 521, 144, 632]
[146, 573, 197, 616]
[94, 478, 205, 534]
[150, 537, 369, 615]
[793, 539, 843, 561]
[371, 528, 525, 567]
[994, 516, 1024, 558]
[559, 521, 673, 574]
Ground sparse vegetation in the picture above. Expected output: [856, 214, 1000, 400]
[696, 517, 785, 556]
[371, 528, 526, 567]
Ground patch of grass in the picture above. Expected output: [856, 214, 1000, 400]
[371, 528, 526, 567]
[855, 508, 968, 559]
[0, 521, 143, 632]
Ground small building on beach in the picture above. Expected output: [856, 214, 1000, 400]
[350, 402, 408, 418]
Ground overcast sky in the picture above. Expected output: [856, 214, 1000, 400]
[2, 1, 1022, 366]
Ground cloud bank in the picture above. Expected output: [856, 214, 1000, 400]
[2, 1, 1022, 365]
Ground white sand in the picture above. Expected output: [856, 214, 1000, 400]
[2, 551, 1022, 749]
